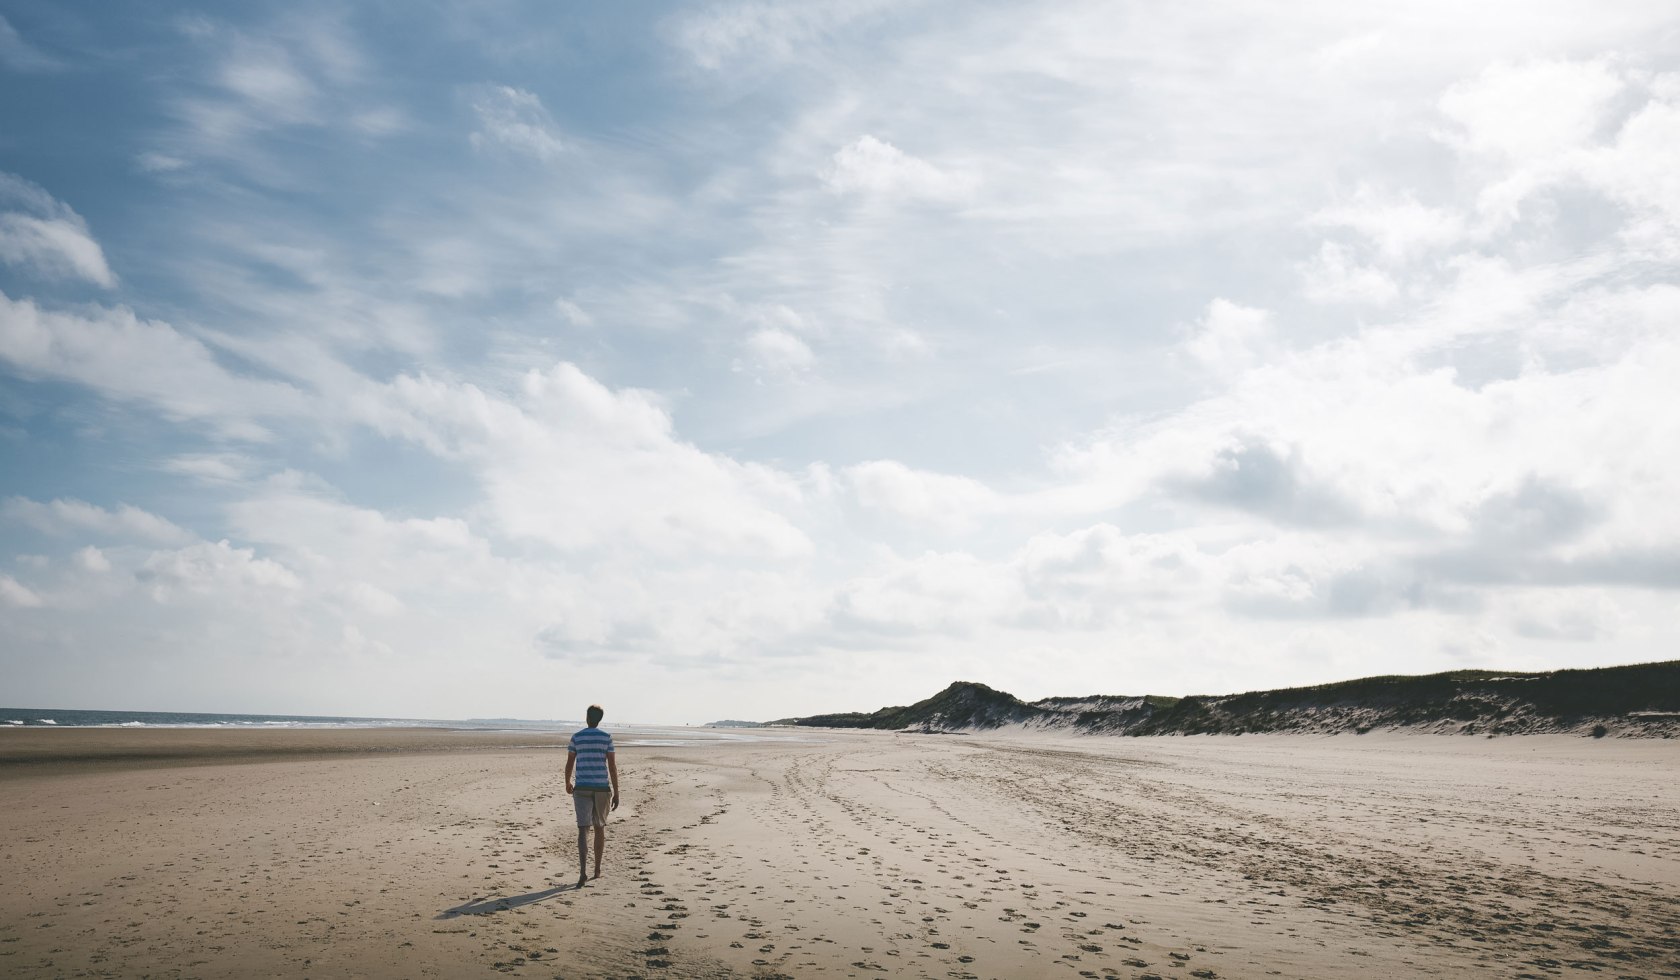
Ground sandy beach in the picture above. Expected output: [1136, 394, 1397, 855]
[2, 728, 1676, 979]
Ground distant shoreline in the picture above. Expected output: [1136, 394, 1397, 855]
[0, 724, 815, 778]
[0, 707, 696, 731]
[0, 726, 570, 776]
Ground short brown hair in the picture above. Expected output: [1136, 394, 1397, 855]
[586, 704, 605, 726]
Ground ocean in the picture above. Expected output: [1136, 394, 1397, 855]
[0, 707, 579, 730]
[0, 708, 812, 745]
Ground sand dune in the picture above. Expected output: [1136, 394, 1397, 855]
[2, 728, 1676, 978]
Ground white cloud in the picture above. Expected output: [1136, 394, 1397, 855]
[0, 573, 42, 607]
[553, 297, 594, 327]
[2, 497, 193, 544]
[225, 476, 484, 567]
[1059, 252, 1680, 554]
[1438, 59, 1623, 162]
[349, 106, 407, 137]
[0, 173, 115, 287]
[146, 13, 377, 182]
[1507, 589, 1624, 642]
[355, 363, 815, 558]
[344, 581, 403, 617]
[1431, 59, 1680, 251]
[1299, 241, 1399, 305]
[0, 292, 307, 437]
[1018, 524, 1209, 627]
[163, 453, 258, 484]
[217, 42, 318, 123]
[823, 135, 977, 204]
[1311, 31, 1384, 74]
[669, 0, 901, 71]
[1582, 81, 1680, 240]
[137, 539, 303, 601]
[846, 460, 999, 531]
[2, 289, 820, 563]
[1183, 298, 1275, 375]
[10, 2, 1680, 720]
[739, 327, 816, 376]
[0, 14, 61, 72]
[828, 549, 1016, 638]
[73, 546, 112, 573]
[470, 86, 565, 162]
[136, 152, 188, 173]
[1309, 185, 1466, 261]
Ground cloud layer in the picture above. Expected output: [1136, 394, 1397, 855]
[2, 2, 1679, 721]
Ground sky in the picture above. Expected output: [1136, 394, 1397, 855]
[2, 1, 1678, 724]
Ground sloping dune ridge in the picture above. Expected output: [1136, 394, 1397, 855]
[771, 660, 1680, 737]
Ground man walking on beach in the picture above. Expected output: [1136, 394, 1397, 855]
[565, 704, 618, 888]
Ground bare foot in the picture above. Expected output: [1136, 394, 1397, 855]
[576, 873, 588, 888]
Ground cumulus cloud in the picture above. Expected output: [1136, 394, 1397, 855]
[827, 550, 1014, 638]
[1467, 477, 1598, 550]
[823, 135, 977, 204]
[73, 546, 112, 573]
[342, 581, 403, 617]
[0, 573, 43, 607]
[356, 362, 814, 558]
[738, 328, 815, 376]
[1217, 534, 1480, 621]
[1174, 437, 1358, 528]
[1583, 80, 1680, 241]
[1020, 525, 1205, 598]
[0, 173, 116, 287]
[0, 292, 306, 436]
[163, 453, 258, 485]
[137, 539, 302, 601]
[10, 4, 1680, 719]
[1437, 59, 1623, 162]
[2, 290, 819, 563]
[1432, 59, 1680, 250]
[1309, 186, 1466, 261]
[1017, 525, 1209, 628]
[1508, 590, 1623, 642]
[1183, 298, 1275, 376]
[1299, 241, 1399, 305]
[533, 616, 662, 660]
[225, 477, 484, 570]
[553, 297, 594, 327]
[846, 460, 1000, 531]
[2, 497, 193, 544]
[470, 86, 565, 162]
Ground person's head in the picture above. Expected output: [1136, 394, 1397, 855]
[586, 704, 605, 727]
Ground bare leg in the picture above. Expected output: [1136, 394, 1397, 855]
[592, 825, 605, 879]
[576, 828, 589, 887]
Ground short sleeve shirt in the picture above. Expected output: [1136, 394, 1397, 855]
[568, 727, 614, 789]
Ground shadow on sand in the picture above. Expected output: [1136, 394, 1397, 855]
[436, 883, 577, 919]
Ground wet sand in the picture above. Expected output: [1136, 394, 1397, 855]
[2, 728, 1676, 979]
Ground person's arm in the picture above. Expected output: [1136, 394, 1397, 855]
[565, 750, 576, 794]
[607, 752, 619, 810]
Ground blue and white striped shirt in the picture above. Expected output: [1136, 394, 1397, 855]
[568, 727, 614, 789]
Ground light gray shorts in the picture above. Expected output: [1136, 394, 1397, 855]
[573, 788, 612, 828]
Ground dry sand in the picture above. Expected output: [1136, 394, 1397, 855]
[1, 727, 1676, 979]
